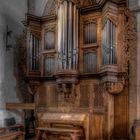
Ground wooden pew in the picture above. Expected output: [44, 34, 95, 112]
[0, 131, 24, 140]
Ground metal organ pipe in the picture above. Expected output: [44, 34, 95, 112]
[58, 0, 78, 71]
[29, 34, 32, 70]
[64, 1, 68, 69]
[75, 8, 78, 70]
[91, 23, 93, 43]
[90, 23, 92, 44]
[68, 1, 72, 70]
[58, 4, 63, 70]
[73, 4, 76, 70]
[110, 22, 113, 64]
[113, 24, 116, 64]
[102, 20, 117, 65]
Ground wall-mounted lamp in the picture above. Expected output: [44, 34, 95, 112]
[6, 25, 13, 51]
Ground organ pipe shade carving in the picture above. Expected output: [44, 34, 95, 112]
[44, 31, 55, 50]
[84, 22, 97, 44]
[44, 57, 55, 76]
[29, 34, 40, 71]
[83, 51, 97, 73]
[102, 20, 117, 65]
[58, 0, 78, 70]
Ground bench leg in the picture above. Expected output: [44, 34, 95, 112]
[35, 130, 42, 140]
[18, 134, 25, 140]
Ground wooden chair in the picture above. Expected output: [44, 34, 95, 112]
[4, 117, 23, 132]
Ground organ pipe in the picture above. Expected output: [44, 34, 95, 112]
[58, 0, 79, 70]
[75, 8, 78, 70]
[29, 34, 40, 71]
[102, 20, 116, 65]
[68, 1, 72, 69]
[73, 4, 76, 69]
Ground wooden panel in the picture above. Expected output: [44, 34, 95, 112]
[6, 103, 35, 110]
[90, 114, 104, 140]
[83, 51, 97, 73]
[37, 85, 47, 108]
[47, 84, 58, 107]
[93, 84, 104, 108]
[44, 31, 55, 50]
[80, 84, 90, 108]
[114, 85, 129, 139]
[136, 126, 140, 140]
[44, 57, 55, 76]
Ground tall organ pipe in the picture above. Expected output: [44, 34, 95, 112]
[58, 0, 78, 70]
[73, 4, 76, 69]
[68, 1, 72, 69]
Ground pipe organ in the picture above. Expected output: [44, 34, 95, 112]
[25, 0, 130, 139]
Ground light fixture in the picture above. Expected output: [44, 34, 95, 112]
[6, 25, 13, 51]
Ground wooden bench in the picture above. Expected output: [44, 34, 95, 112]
[0, 131, 24, 140]
[35, 127, 81, 140]
[0, 128, 6, 134]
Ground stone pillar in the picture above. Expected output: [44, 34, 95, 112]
[136, 13, 140, 120]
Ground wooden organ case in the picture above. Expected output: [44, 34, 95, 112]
[25, 0, 132, 139]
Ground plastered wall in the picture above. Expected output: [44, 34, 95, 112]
[0, 0, 27, 127]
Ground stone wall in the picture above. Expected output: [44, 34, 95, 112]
[28, 0, 48, 16]
[129, 0, 140, 138]
[0, 0, 27, 127]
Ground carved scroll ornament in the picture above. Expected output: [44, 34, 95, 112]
[105, 77, 126, 95]
[56, 83, 79, 108]
[28, 81, 40, 95]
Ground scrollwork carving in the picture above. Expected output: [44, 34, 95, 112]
[105, 77, 126, 95]
[28, 81, 40, 95]
[56, 84, 79, 108]
[123, 8, 137, 74]
[43, 0, 57, 16]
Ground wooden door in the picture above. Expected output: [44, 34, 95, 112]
[114, 85, 129, 139]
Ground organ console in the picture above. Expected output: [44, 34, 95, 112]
[36, 113, 89, 140]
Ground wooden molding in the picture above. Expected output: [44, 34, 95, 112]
[6, 103, 35, 110]
[0, 131, 24, 140]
